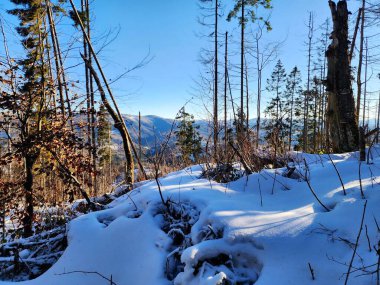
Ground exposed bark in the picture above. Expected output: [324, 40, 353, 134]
[288, 70, 296, 152]
[304, 12, 313, 152]
[138, 111, 142, 160]
[245, 56, 249, 137]
[224, 31, 228, 151]
[81, 0, 97, 195]
[362, 38, 368, 128]
[356, 0, 365, 124]
[240, 1, 245, 130]
[83, 56, 135, 185]
[377, 92, 380, 143]
[349, 8, 362, 62]
[326, 1, 359, 153]
[213, 0, 218, 158]
[46, 0, 65, 116]
[69, 0, 147, 182]
[46, 0, 73, 127]
[23, 154, 37, 238]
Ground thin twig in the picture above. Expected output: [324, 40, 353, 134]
[374, 216, 380, 232]
[359, 162, 365, 199]
[327, 154, 346, 195]
[344, 200, 368, 285]
[55, 270, 117, 285]
[303, 159, 330, 212]
[376, 241, 380, 285]
[308, 262, 315, 280]
[258, 177, 263, 207]
[365, 225, 372, 252]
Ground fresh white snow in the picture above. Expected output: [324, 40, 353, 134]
[1, 150, 380, 285]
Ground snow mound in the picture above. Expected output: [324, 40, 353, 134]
[1, 151, 380, 285]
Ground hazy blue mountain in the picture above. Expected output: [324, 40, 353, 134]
[111, 115, 264, 147]
[110, 114, 211, 147]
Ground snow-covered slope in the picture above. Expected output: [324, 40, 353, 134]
[1, 150, 380, 285]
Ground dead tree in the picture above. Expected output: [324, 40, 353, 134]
[213, 0, 219, 158]
[224, 31, 228, 151]
[325, 0, 359, 153]
[356, 0, 365, 125]
[70, 0, 148, 184]
[83, 57, 135, 185]
[304, 12, 314, 152]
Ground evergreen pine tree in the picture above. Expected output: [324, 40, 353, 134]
[8, 0, 51, 237]
[298, 78, 318, 150]
[97, 104, 112, 170]
[97, 104, 113, 190]
[264, 60, 287, 155]
[283, 66, 303, 151]
[175, 108, 202, 164]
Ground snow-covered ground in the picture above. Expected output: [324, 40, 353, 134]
[1, 150, 380, 285]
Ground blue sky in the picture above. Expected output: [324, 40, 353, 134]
[89, 0, 338, 118]
[1, 0, 376, 119]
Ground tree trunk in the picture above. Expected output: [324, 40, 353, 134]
[326, 0, 359, 153]
[240, 1, 245, 130]
[213, 0, 218, 159]
[23, 155, 36, 237]
[356, 0, 365, 125]
[70, 0, 148, 182]
[245, 57, 249, 138]
[224, 31, 228, 151]
[288, 74, 295, 152]
[47, 0, 73, 127]
[256, 39, 262, 148]
[83, 57, 135, 185]
[138, 111, 142, 160]
[304, 12, 313, 152]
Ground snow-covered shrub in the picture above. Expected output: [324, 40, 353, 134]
[201, 163, 244, 183]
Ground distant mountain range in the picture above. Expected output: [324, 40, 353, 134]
[113, 115, 211, 147]
[6, 113, 374, 149]
[114, 114, 261, 147]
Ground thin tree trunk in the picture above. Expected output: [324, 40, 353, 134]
[322, 21, 329, 149]
[44, 28, 57, 112]
[240, 1, 245, 130]
[83, 57, 135, 185]
[288, 73, 295, 152]
[23, 155, 36, 237]
[70, 0, 148, 182]
[256, 37, 262, 148]
[362, 38, 368, 127]
[275, 83, 279, 158]
[138, 111, 142, 160]
[82, 0, 93, 195]
[318, 68, 323, 149]
[109, 127, 112, 184]
[46, 0, 73, 128]
[213, 0, 218, 158]
[304, 12, 313, 152]
[377, 92, 380, 143]
[46, 0, 65, 116]
[313, 86, 318, 152]
[224, 31, 228, 151]
[349, 8, 362, 63]
[245, 56, 249, 138]
[86, 0, 98, 196]
[356, 0, 365, 125]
